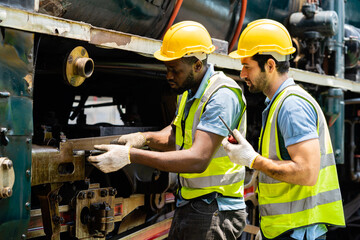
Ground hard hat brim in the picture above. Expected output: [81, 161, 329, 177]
[229, 50, 248, 59]
[154, 49, 180, 61]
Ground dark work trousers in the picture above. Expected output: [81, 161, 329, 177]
[167, 198, 247, 240]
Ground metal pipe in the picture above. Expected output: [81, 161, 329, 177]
[329, 0, 345, 78]
[74, 57, 94, 78]
[345, 119, 360, 182]
[345, 98, 360, 182]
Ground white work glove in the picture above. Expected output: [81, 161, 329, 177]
[255, 230, 262, 240]
[88, 144, 131, 173]
[222, 129, 259, 168]
[111, 132, 148, 148]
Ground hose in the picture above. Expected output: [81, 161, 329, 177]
[161, 0, 184, 39]
[228, 0, 247, 53]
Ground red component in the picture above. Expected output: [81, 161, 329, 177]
[114, 203, 123, 216]
[244, 185, 255, 198]
[228, 135, 238, 144]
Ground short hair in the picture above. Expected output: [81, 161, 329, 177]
[181, 56, 207, 66]
[251, 53, 290, 74]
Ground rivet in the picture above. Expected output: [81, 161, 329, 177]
[26, 169, 31, 178]
[2, 159, 13, 169]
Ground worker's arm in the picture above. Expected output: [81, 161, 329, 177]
[88, 129, 223, 173]
[222, 129, 320, 186]
[252, 94, 321, 185]
[112, 125, 175, 151]
[252, 138, 320, 186]
[131, 129, 222, 173]
[143, 125, 176, 151]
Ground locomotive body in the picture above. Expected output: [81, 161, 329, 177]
[0, 0, 359, 239]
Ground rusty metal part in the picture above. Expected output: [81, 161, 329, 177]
[31, 142, 85, 186]
[65, 46, 94, 87]
[27, 205, 70, 239]
[74, 186, 117, 238]
[27, 194, 146, 238]
[67, 135, 124, 150]
[0, 157, 15, 199]
[36, 183, 63, 240]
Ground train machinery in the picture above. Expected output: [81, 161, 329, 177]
[0, 0, 359, 239]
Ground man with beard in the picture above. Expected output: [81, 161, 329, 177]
[88, 21, 248, 240]
[222, 19, 345, 239]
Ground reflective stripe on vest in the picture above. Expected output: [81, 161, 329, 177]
[258, 85, 345, 239]
[173, 72, 247, 199]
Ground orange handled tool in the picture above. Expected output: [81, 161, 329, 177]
[218, 116, 238, 144]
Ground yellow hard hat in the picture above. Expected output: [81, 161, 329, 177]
[154, 21, 216, 61]
[229, 19, 296, 59]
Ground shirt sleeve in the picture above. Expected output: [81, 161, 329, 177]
[278, 95, 319, 147]
[197, 87, 243, 137]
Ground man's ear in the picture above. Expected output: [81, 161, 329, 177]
[266, 58, 276, 73]
[194, 60, 202, 72]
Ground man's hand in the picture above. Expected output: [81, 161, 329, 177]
[222, 129, 259, 168]
[111, 132, 147, 148]
[88, 145, 131, 173]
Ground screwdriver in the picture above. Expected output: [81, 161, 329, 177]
[218, 116, 238, 144]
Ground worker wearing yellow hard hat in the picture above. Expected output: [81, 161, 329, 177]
[223, 19, 345, 239]
[154, 21, 216, 61]
[89, 21, 248, 239]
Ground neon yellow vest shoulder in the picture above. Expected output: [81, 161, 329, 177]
[173, 72, 247, 199]
[258, 85, 345, 239]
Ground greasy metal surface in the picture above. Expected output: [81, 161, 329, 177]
[36, 0, 302, 44]
[67, 135, 122, 150]
[0, 27, 33, 239]
[74, 187, 116, 239]
[28, 204, 69, 238]
[114, 194, 145, 222]
[27, 194, 145, 238]
[39, 0, 175, 39]
[0, 4, 242, 70]
[31, 142, 85, 186]
[37, 184, 63, 239]
[1, 5, 360, 91]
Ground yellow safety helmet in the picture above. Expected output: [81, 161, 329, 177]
[154, 21, 216, 61]
[229, 19, 296, 60]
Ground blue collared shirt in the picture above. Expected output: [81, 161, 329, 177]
[262, 78, 327, 239]
[177, 64, 246, 211]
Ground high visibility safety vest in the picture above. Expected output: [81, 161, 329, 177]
[173, 72, 247, 200]
[258, 85, 345, 239]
